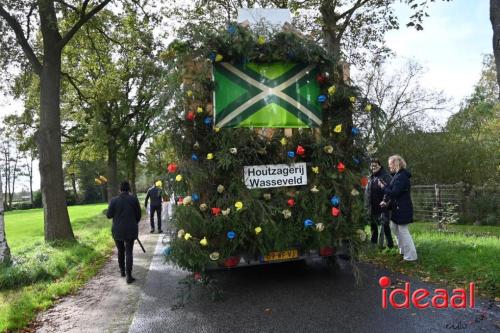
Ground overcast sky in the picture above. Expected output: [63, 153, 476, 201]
[0, 0, 493, 192]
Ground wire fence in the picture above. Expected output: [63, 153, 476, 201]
[412, 183, 499, 225]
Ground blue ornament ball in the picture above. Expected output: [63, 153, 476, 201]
[227, 231, 236, 239]
[204, 117, 213, 125]
[191, 154, 198, 161]
[227, 25, 237, 34]
[317, 95, 327, 103]
[351, 127, 360, 136]
[330, 195, 340, 207]
[353, 157, 360, 165]
[209, 52, 217, 62]
[192, 193, 200, 201]
[304, 219, 314, 227]
[163, 247, 172, 256]
[287, 151, 296, 158]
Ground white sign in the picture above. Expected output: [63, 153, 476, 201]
[244, 163, 307, 189]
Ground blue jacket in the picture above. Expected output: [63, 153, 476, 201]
[384, 169, 413, 225]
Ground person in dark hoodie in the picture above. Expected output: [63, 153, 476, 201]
[379, 155, 417, 261]
[106, 181, 141, 283]
[145, 180, 163, 233]
[364, 159, 393, 248]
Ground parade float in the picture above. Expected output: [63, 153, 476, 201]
[162, 14, 372, 275]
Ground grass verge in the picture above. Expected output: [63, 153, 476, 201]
[0, 204, 114, 332]
[360, 222, 500, 300]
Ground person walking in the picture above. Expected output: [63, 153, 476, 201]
[364, 159, 394, 248]
[379, 155, 418, 261]
[106, 181, 142, 283]
[145, 180, 163, 233]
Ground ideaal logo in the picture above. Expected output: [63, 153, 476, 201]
[379, 276, 475, 309]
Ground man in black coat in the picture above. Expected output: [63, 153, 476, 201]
[145, 180, 163, 233]
[106, 181, 141, 283]
[364, 159, 394, 248]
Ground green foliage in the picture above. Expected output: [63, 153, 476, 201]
[163, 23, 369, 273]
[0, 203, 113, 331]
[361, 222, 500, 299]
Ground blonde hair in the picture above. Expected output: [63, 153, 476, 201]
[388, 155, 407, 171]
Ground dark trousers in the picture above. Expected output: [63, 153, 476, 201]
[370, 213, 394, 248]
[150, 204, 162, 231]
[115, 239, 135, 275]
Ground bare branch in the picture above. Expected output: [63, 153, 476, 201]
[54, 0, 79, 12]
[0, 4, 42, 75]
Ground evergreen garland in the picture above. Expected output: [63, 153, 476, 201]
[162, 21, 371, 273]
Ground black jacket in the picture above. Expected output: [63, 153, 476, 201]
[145, 186, 162, 207]
[384, 169, 413, 225]
[107, 192, 141, 240]
[365, 167, 392, 216]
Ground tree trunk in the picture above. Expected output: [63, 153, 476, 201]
[0, 171, 11, 264]
[107, 140, 119, 201]
[491, 0, 500, 99]
[130, 156, 137, 196]
[8, 155, 18, 209]
[71, 173, 78, 203]
[38, 47, 75, 242]
[29, 156, 33, 208]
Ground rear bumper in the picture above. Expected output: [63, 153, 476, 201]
[205, 247, 336, 271]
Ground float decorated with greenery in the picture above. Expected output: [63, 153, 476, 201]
[162, 20, 372, 274]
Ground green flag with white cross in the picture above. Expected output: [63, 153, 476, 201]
[213, 62, 323, 128]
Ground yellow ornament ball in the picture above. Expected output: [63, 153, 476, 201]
[349, 96, 356, 103]
[184, 233, 192, 240]
[254, 226, 262, 235]
[175, 174, 183, 182]
[334, 124, 342, 133]
[214, 127, 220, 132]
[257, 35, 266, 45]
[200, 237, 208, 246]
[328, 85, 336, 95]
[235, 201, 243, 211]
[207, 153, 214, 160]
[280, 137, 287, 146]
[186, 90, 193, 97]
[311, 166, 319, 174]
[215, 54, 223, 62]
[196, 106, 203, 113]
[365, 104, 372, 112]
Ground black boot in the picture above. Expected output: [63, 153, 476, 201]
[120, 268, 126, 277]
[126, 271, 136, 284]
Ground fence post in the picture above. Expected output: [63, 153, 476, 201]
[434, 184, 442, 221]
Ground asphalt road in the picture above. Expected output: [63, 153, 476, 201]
[129, 236, 499, 333]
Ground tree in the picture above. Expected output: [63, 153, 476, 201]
[61, 9, 168, 199]
[0, 170, 11, 264]
[0, 0, 113, 241]
[490, 0, 500, 99]
[355, 59, 449, 149]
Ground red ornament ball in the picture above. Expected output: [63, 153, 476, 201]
[337, 162, 346, 173]
[296, 145, 305, 156]
[186, 111, 195, 121]
[167, 163, 177, 173]
[361, 176, 369, 188]
[211, 207, 221, 216]
[332, 207, 341, 217]
[287, 199, 295, 207]
[316, 73, 327, 85]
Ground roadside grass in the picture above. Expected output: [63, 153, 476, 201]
[360, 222, 500, 300]
[0, 204, 114, 332]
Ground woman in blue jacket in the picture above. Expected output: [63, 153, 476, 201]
[378, 155, 417, 261]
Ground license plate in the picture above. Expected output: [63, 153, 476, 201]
[264, 249, 299, 262]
